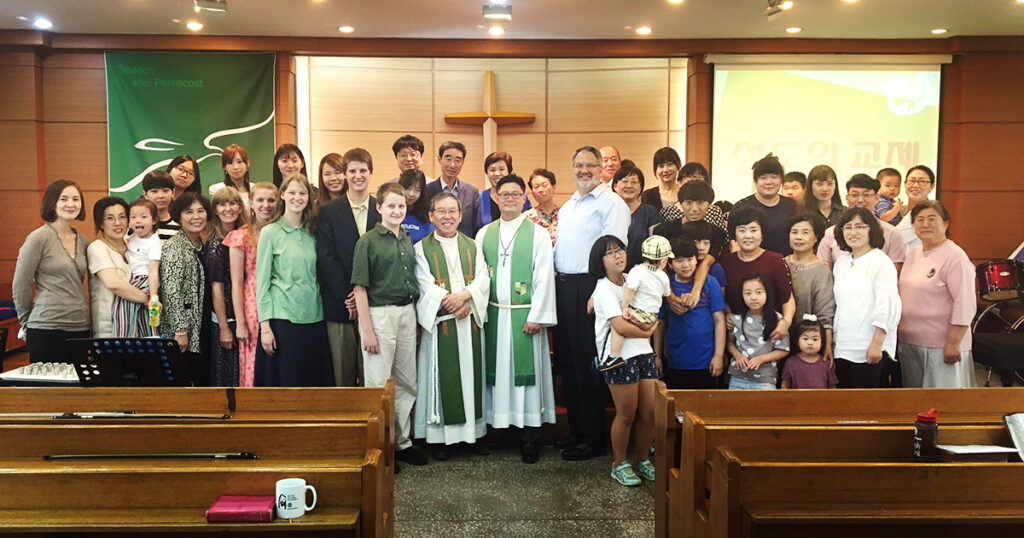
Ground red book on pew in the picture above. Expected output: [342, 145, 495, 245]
[205, 495, 276, 522]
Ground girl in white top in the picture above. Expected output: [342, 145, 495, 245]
[831, 208, 901, 388]
[114, 200, 162, 337]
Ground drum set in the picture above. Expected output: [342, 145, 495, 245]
[973, 259, 1024, 333]
[973, 259, 1024, 386]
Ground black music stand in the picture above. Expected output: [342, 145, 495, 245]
[66, 338, 188, 387]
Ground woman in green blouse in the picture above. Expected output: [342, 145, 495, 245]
[255, 174, 334, 386]
[160, 192, 211, 386]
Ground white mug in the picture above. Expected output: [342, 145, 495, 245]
[275, 478, 317, 519]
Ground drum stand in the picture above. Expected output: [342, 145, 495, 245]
[971, 295, 1024, 387]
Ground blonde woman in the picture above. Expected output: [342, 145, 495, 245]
[255, 175, 333, 386]
[203, 187, 250, 386]
[223, 182, 278, 387]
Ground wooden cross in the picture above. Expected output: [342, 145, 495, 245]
[444, 70, 536, 158]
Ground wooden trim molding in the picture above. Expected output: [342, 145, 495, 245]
[3, 30, 1024, 57]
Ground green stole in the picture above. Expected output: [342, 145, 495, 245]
[482, 218, 536, 387]
[420, 233, 483, 426]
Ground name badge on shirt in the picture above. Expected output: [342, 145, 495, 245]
[515, 281, 528, 296]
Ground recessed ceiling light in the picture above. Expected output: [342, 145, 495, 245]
[786, 27, 802, 33]
[186, 21, 204, 31]
[488, 25, 505, 36]
[17, 16, 28, 21]
[33, 17, 53, 30]
[171, 18, 181, 23]
[338, 25, 354, 33]
[781, 1, 794, 9]
[667, 0, 684, 4]
[636, 26, 652, 35]
[842, 0, 857, 3]
[931, 28, 947, 34]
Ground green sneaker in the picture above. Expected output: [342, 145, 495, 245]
[636, 459, 656, 481]
[611, 461, 642, 487]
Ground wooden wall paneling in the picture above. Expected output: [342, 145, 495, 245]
[548, 58, 670, 71]
[668, 67, 688, 132]
[668, 131, 687, 161]
[0, 260, 17, 301]
[432, 69, 547, 135]
[0, 121, 43, 188]
[42, 53, 105, 69]
[308, 130, 436, 183]
[433, 58, 546, 72]
[44, 123, 108, 192]
[941, 191, 1024, 260]
[0, 190, 45, 260]
[941, 123, 1024, 192]
[547, 68, 669, 133]
[954, 53, 1024, 123]
[686, 55, 713, 167]
[546, 131, 669, 195]
[308, 65, 433, 133]
[0, 65, 39, 121]
[41, 67, 106, 123]
[309, 57, 432, 70]
[276, 52, 297, 145]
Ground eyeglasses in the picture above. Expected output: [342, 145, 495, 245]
[397, 150, 421, 160]
[604, 247, 625, 258]
[906, 179, 932, 186]
[432, 209, 459, 216]
[497, 191, 523, 200]
[573, 163, 601, 171]
[841, 224, 871, 233]
[175, 165, 195, 179]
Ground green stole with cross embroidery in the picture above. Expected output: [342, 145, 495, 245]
[420, 233, 483, 426]
[482, 218, 536, 386]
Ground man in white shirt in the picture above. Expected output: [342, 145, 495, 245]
[552, 145, 630, 460]
[599, 145, 622, 188]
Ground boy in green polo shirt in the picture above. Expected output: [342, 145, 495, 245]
[352, 182, 426, 466]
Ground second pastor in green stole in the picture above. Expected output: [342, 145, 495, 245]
[482, 218, 536, 387]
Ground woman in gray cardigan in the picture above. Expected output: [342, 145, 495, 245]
[12, 179, 91, 363]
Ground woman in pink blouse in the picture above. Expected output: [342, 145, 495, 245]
[897, 200, 976, 388]
[223, 182, 279, 387]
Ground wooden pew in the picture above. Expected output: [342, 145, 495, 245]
[675, 417, 1011, 538]
[709, 445, 1024, 538]
[653, 385, 1024, 538]
[0, 386, 396, 537]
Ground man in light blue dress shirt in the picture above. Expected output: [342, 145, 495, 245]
[552, 145, 630, 460]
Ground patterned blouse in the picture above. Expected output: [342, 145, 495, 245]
[524, 206, 559, 245]
[160, 231, 205, 353]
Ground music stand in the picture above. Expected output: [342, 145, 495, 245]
[66, 338, 188, 387]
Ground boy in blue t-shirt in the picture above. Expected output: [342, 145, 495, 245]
[653, 239, 726, 389]
[680, 220, 727, 296]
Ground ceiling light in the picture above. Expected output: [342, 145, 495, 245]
[931, 28, 947, 34]
[488, 25, 505, 36]
[186, 21, 204, 31]
[33, 17, 53, 30]
[781, 1, 794, 9]
[667, 0, 684, 4]
[339, 25, 354, 33]
[636, 26, 652, 35]
[193, 0, 227, 14]
[483, 3, 512, 21]
[786, 27, 802, 33]
[842, 0, 857, 3]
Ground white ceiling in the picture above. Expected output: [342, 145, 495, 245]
[1, 0, 1022, 40]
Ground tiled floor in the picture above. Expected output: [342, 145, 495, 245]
[394, 444, 655, 537]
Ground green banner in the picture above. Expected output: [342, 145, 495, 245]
[106, 52, 276, 199]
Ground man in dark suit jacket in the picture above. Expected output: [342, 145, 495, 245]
[425, 140, 482, 238]
[316, 148, 382, 387]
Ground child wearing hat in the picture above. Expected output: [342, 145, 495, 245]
[599, 234, 673, 372]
